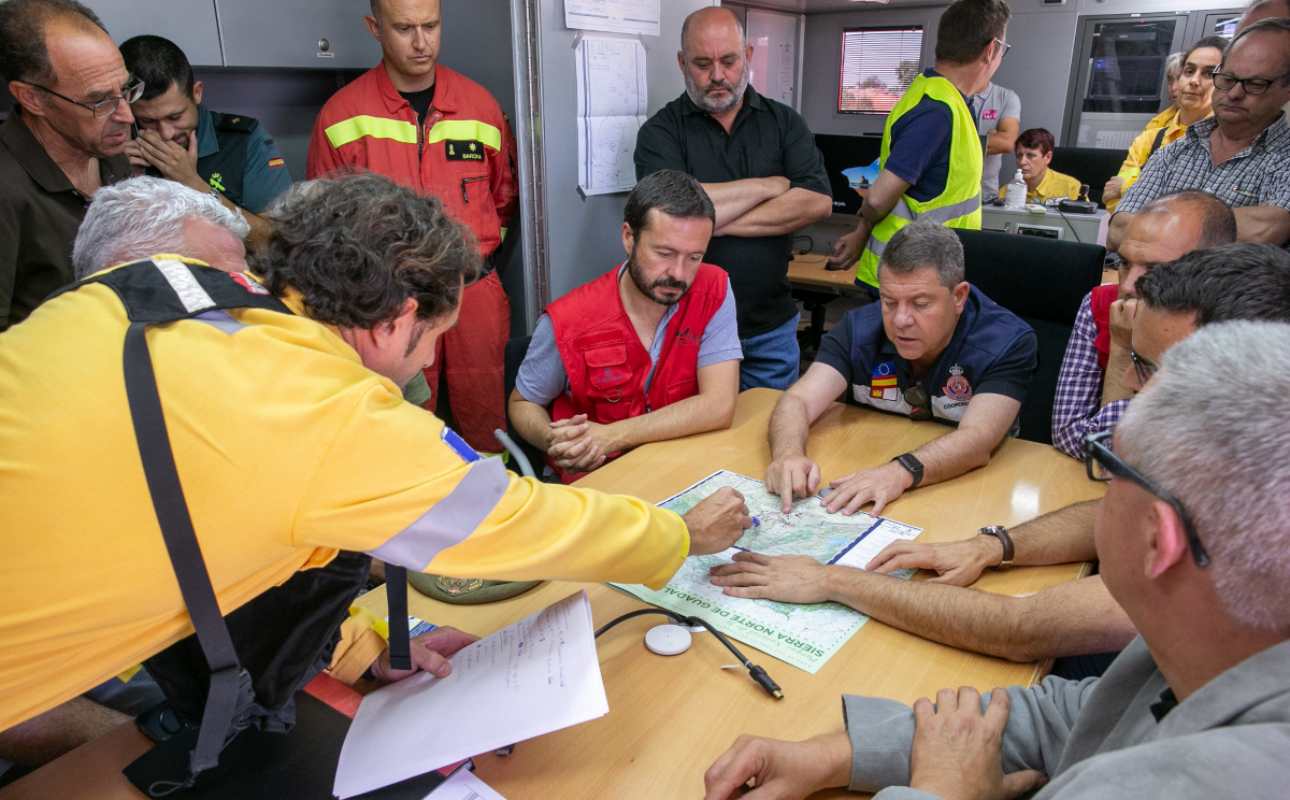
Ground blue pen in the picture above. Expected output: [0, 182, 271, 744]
[750, 516, 761, 527]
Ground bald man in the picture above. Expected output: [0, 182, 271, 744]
[635, 7, 832, 392]
[0, 0, 135, 329]
[1050, 191, 1236, 460]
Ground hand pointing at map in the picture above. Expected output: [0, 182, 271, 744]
[684, 487, 753, 556]
[765, 455, 822, 513]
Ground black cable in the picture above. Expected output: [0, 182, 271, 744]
[1053, 204, 1083, 244]
[595, 608, 783, 700]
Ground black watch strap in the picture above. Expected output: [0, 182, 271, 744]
[894, 452, 924, 488]
[980, 525, 1015, 567]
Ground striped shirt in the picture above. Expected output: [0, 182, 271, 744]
[1117, 115, 1290, 215]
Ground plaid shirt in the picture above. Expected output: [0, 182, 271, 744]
[1117, 114, 1290, 214]
[1051, 293, 1129, 459]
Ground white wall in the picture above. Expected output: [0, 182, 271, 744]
[532, 0, 717, 308]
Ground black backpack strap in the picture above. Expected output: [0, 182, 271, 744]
[385, 567, 412, 671]
[1147, 125, 1169, 159]
[122, 321, 251, 784]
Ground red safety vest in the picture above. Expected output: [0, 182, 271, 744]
[307, 63, 517, 258]
[1090, 283, 1118, 370]
[546, 263, 728, 482]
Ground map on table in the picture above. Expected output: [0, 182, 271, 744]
[611, 470, 923, 674]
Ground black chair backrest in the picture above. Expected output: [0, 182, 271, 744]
[502, 334, 551, 478]
[1048, 147, 1127, 207]
[954, 229, 1105, 445]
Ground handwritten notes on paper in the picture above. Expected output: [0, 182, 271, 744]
[333, 591, 608, 799]
[576, 36, 648, 196]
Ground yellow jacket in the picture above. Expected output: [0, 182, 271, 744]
[0, 257, 689, 729]
[1108, 106, 1211, 211]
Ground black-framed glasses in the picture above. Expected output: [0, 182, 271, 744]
[903, 385, 931, 421]
[20, 75, 144, 116]
[1084, 430, 1210, 567]
[1212, 70, 1290, 96]
[1129, 348, 1157, 387]
[993, 37, 1012, 61]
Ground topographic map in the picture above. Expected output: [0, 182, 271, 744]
[612, 470, 922, 673]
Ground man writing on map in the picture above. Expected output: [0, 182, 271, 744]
[764, 221, 1036, 515]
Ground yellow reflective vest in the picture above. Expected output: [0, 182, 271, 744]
[856, 74, 983, 288]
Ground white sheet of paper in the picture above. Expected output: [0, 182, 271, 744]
[333, 591, 608, 798]
[575, 36, 647, 195]
[424, 768, 506, 800]
[565, 0, 660, 36]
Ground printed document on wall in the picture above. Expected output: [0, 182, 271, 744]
[565, 0, 660, 36]
[576, 36, 647, 196]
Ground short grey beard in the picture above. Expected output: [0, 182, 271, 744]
[684, 68, 749, 115]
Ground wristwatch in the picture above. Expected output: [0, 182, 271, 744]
[893, 452, 924, 488]
[979, 525, 1015, 567]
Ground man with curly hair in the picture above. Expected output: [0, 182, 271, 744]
[0, 173, 751, 771]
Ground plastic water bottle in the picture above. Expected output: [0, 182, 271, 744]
[1004, 169, 1026, 209]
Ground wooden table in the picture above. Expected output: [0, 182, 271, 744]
[2, 390, 1103, 800]
[788, 253, 872, 354]
[787, 253, 868, 295]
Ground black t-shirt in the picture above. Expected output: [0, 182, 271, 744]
[400, 84, 436, 125]
[634, 87, 831, 337]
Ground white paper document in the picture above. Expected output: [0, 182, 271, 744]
[425, 768, 506, 800]
[333, 591, 608, 799]
[565, 0, 660, 36]
[575, 36, 647, 195]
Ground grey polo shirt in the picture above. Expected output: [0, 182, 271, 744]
[0, 111, 131, 330]
[971, 83, 1021, 200]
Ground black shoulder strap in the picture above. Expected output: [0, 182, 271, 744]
[385, 567, 411, 671]
[123, 321, 252, 785]
[101, 259, 292, 789]
[1148, 125, 1169, 159]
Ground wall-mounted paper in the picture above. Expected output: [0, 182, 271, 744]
[575, 36, 648, 196]
[565, 0, 660, 36]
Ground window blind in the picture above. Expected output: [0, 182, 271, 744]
[838, 27, 924, 114]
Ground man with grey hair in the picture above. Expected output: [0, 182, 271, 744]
[635, 6, 832, 392]
[705, 319, 1290, 800]
[0, 173, 751, 779]
[71, 175, 250, 279]
[763, 220, 1036, 516]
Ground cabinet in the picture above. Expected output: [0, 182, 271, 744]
[92, 0, 224, 67]
[214, 0, 380, 69]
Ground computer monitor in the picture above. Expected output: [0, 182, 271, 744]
[814, 133, 883, 217]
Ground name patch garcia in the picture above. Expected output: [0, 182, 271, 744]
[445, 140, 485, 161]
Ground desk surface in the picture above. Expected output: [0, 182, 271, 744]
[788, 253, 867, 294]
[3, 390, 1103, 800]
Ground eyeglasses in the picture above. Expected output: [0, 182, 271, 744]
[1128, 348, 1157, 387]
[903, 385, 931, 421]
[1084, 430, 1210, 567]
[993, 38, 1012, 61]
[20, 76, 144, 116]
[1212, 70, 1290, 96]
